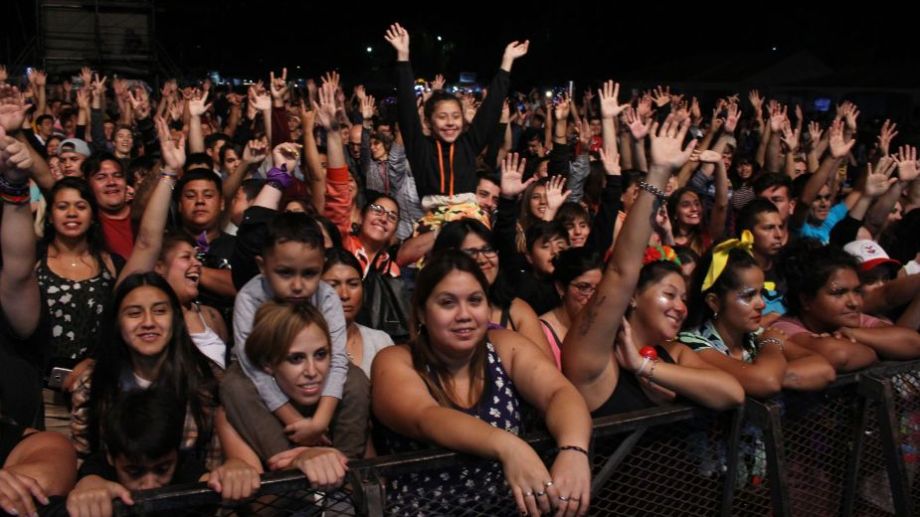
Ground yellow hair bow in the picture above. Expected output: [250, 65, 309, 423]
[701, 230, 755, 292]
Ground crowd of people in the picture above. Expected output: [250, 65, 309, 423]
[1, 20, 919, 516]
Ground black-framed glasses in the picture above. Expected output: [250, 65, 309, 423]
[569, 282, 597, 296]
[462, 246, 497, 259]
[368, 203, 399, 223]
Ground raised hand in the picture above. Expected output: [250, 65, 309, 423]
[636, 94, 654, 119]
[127, 86, 150, 119]
[650, 85, 671, 108]
[748, 89, 763, 113]
[0, 85, 27, 132]
[502, 40, 530, 63]
[894, 145, 920, 183]
[0, 127, 34, 184]
[431, 73, 446, 91]
[694, 149, 723, 164]
[248, 83, 271, 112]
[27, 69, 47, 87]
[270, 68, 289, 105]
[188, 89, 210, 117]
[723, 103, 741, 133]
[500, 152, 534, 198]
[624, 107, 652, 140]
[843, 102, 860, 132]
[877, 119, 898, 156]
[575, 119, 592, 147]
[769, 103, 788, 132]
[242, 137, 269, 164]
[807, 121, 824, 146]
[79, 66, 93, 88]
[312, 82, 338, 130]
[360, 94, 376, 121]
[597, 80, 626, 119]
[649, 115, 697, 170]
[384, 23, 411, 60]
[0, 65, 7, 83]
[828, 119, 855, 159]
[863, 157, 898, 198]
[544, 175, 571, 212]
[554, 96, 571, 122]
[75, 87, 90, 111]
[155, 116, 185, 172]
[780, 121, 800, 153]
[272, 142, 302, 172]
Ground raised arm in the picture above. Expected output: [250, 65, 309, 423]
[0, 126, 40, 338]
[563, 116, 696, 395]
[188, 89, 210, 154]
[116, 117, 185, 286]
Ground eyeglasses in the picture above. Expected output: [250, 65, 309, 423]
[368, 203, 399, 223]
[569, 282, 597, 296]
[462, 246, 497, 259]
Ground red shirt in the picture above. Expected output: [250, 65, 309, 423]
[99, 212, 134, 260]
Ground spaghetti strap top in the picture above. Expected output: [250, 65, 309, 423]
[591, 344, 676, 417]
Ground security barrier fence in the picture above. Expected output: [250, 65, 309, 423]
[115, 360, 920, 516]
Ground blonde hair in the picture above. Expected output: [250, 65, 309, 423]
[245, 302, 331, 368]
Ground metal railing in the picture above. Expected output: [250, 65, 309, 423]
[116, 360, 920, 516]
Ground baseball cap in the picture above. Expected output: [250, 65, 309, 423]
[57, 138, 92, 158]
[843, 240, 901, 272]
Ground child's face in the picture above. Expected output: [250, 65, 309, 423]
[257, 241, 325, 304]
[111, 451, 178, 491]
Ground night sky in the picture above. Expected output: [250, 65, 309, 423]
[6, 3, 920, 91]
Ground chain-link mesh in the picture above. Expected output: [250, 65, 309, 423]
[589, 410, 734, 516]
[775, 386, 861, 516]
[120, 361, 920, 517]
[854, 397, 897, 516]
[889, 369, 920, 514]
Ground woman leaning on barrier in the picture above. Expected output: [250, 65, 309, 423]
[371, 250, 592, 517]
[562, 116, 745, 417]
[217, 301, 367, 489]
[678, 232, 837, 398]
[773, 239, 920, 372]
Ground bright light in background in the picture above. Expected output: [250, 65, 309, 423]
[366, 47, 373, 53]
[437, 36, 442, 42]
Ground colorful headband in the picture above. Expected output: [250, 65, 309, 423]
[701, 230, 754, 292]
[643, 245, 682, 267]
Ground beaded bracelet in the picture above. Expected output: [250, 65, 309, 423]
[558, 445, 589, 457]
[758, 336, 784, 352]
[638, 181, 667, 199]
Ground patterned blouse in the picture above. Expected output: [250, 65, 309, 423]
[375, 342, 522, 515]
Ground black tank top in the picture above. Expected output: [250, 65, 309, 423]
[591, 344, 676, 417]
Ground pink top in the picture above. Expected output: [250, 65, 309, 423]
[540, 320, 563, 370]
[773, 314, 889, 337]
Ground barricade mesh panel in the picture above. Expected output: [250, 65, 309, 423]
[890, 369, 920, 514]
[854, 398, 896, 516]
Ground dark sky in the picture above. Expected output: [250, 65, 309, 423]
[6, 3, 920, 90]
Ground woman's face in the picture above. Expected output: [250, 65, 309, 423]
[222, 149, 241, 173]
[564, 216, 590, 248]
[677, 191, 702, 227]
[51, 188, 92, 240]
[561, 268, 602, 319]
[114, 128, 133, 155]
[47, 138, 61, 157]
[268, 323, 330, 407]
[157, 242, 202, 304]
[119, 285, 173, 360]
[803, 268, 863, 330]
[420, 270, 490, 360]
[527, 234, 569, 276]
[429, 100, 463, 143]
[712, 266, 766, 334]
[370, 139, 387, 161]
[736, 162, 753, 180]
[49, 156, 63, 181]
[460, 233, 499, 286]
[360, 197, 399, 245]
[633, 272, 688, 342]
[322, 264, 364, 324]
[528, 185, 547, 219]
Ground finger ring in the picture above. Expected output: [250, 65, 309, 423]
[544, 480, 554, 488]
[558, 495, 570, 502]
[535, 491, 546, 497]
[524, 491, 534, 497]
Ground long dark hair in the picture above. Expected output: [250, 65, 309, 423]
[411, 250, 490, 407]
[432, 219, 515, 310]
[668, 187, 705, 250]
[41, 177, 108, 268]
[85, 272, 216, 456]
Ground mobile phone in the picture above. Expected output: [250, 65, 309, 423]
[48, 367, 73, 389]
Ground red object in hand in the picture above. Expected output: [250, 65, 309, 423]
[640, 346, 658, 360]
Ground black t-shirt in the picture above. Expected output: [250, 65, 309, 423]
[0, 417, 25, 466]
[0, 303, 49, 428]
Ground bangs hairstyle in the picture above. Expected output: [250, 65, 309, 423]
[323, 246, 363, 275]
[245, 301, 331, 369]
[263, 212, 325, 255]
[778, 239, 860, 317]
[423, 91, 463, 121]
[551, 247, 604, 286]
[685, 246, 760, 328]
[525, 220, 569, 252]
[410, 250, 490, 407]
[555, 202, 590, 228]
